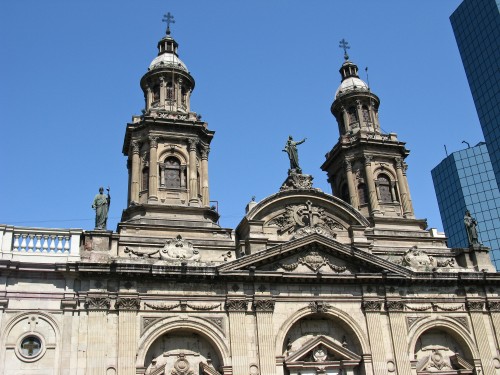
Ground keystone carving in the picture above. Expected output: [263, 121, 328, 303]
[309, 301, 331, 313]
[85, 297, 111, 310]
[115, 297, 141, 310]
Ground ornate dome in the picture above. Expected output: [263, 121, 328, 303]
[149, 49, 189, 72]
[335, 76, 369, 98]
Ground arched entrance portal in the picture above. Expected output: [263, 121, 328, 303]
[144, 330, 223, 375]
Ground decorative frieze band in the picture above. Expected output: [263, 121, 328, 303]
[115, 297, 141, 311]
[85, 296, 111, 311]
[362, 300, 382, 312]
[225, 299, 248, 312]
[253, 299, 275, 312]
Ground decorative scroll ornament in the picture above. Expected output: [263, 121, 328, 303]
[124, 235, 200, 262]
[115, 297, 141, 310]
[309, 301, 331, 313]
[85, 297, 111, 310]
[225, 299, 248, 312]
[276, 249, 347, 274]
[253, 299, 275, 312]
[268, 200, 343, 239]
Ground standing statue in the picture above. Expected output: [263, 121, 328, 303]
[464, 210, 479, 246]
[92, 187, 111, 230]
[283, 136, 306, 173]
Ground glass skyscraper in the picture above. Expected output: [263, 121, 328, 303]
[450, 0, 500, 186]
[432, 142, 500, 269]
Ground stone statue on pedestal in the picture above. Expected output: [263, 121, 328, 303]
[92, 187, 111, 230]
[464, 210, 479, 246]
[283, 136, 306, 173]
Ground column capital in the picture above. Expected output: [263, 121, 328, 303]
[466, 301, 484, 312]
[131, 140, 140, 154]
[201, 146, 210, 160]
[488, 301, 500, 312]
[85, 296, 111, 311]
[362, 300, 382, 312]
[395, 157, 404, 169]
[344, 159, 353, 172]
[115, 297, 141, 311]
[385, 300, 405, 312]
[149, 136, 159, 148]
[225, 299, 248, 312]
[253, 299, 275, 312]
[188, 138, 198, 151]
[364, 155, 374, 165]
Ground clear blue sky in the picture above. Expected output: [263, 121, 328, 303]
[0, 1, 483, 233]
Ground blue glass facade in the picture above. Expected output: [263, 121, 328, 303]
[432, 143, 500, 269]
[450, 0, 500, 186]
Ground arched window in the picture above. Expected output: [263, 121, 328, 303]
[362, 105, 370, 122]
[166, 81, 174, 101]
[378, 174, 392, 203]
[348, 106, 357, 123]
[142, 167, 149, 191]
[358, 183, 368, 205]
[152, 85, 160, 102]
[164, 157, 181, 188]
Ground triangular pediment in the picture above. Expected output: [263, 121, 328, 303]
[286, 335, 361, 364]
[219, 233, 412, 277]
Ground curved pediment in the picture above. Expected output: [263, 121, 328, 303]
[236, 189, 370, 254]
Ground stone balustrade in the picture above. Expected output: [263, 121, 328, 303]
[0, 225, 82, 263]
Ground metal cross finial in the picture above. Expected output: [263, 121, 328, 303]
[162, 12, 175, 35]
[339, 38, 350, 60]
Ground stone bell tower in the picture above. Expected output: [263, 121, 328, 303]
[118, 15, 228, 243]
[321, 41, 415, 221]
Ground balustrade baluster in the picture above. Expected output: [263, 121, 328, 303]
[35, 235, 42, 253]
[13, 234, 20, 251]
[49, 235, 56, 253]
[20, 235, 27, 252]
[63, 236, 70, 253]
[42, 236, 49, 253]
[27, 235, 34, 252]
[56, 236, 63, 253]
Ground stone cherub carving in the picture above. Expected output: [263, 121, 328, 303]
[283, 136, 306, 173]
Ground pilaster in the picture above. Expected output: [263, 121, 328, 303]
[148, 136, 159, 201]
[467, 301, 495, 375]
[116, 297, 141, 375]
[201, 146, 210, 207]
[364, 155, 380, 214]
[253, 298, 276, 375]
[226, 299, 249, 375]
[344, 160, 359, 208]
[60, 298, 78, 375]
[85, 296, 111, 375]
[362, 301, 388, 375]
[385, 301, 411, 375]
[395, 158, 412, 217]
[130, 141, 140, 203]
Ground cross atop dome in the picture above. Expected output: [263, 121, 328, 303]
[339, 38, 350, 61]
[162, 12, 175, 35]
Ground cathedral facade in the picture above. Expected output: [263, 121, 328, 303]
[0, 22, 499, 375]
